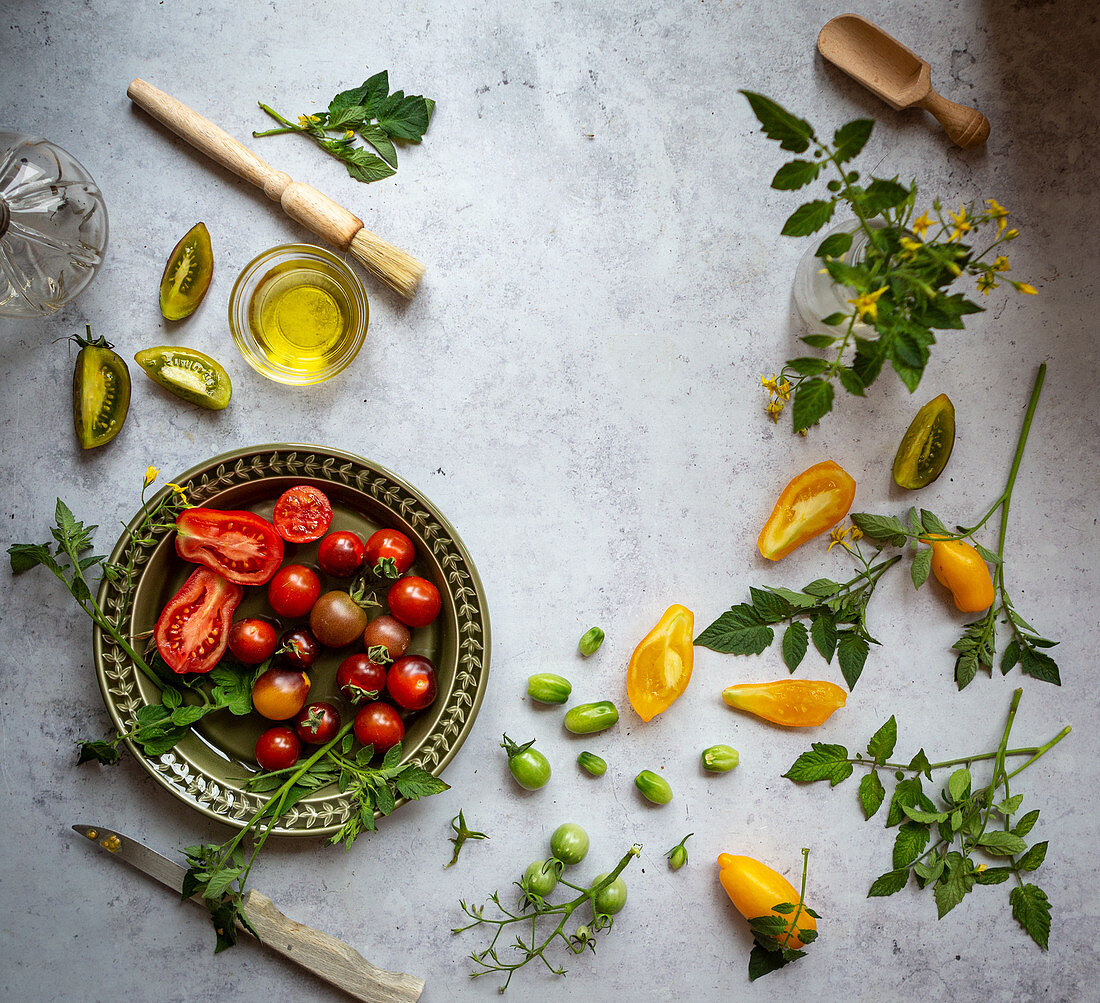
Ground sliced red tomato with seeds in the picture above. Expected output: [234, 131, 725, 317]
[155, 567, 243, 674]
[272, 485, 333, 543]
[175, 508, 284, 585]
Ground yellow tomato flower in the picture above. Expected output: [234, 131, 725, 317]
[848, 286, 888, 321]
[910, 212, 934, 239]
[345, 129, 355, 139]
[948, 205, 972, 242]
[1004, 228, 1019, 240]
[993, 256, 1010, 272]
[849, 525, 863, 542]
[899, 237, 923, 253]
[765, 399, 784, 422]
[298, 115, 310, 127]
[977, 273, 997, 294]
[986, 199, 1009, 234]
[777, 378, 792, 402]
[143, 466, 160, 488]
[762, 373, 779, 392]
[826, 525, 851, 552]
[164, 482, 189, 503]
[1015, 282, 1038, 295]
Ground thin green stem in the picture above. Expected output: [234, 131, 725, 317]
[1004, 726, 1071, 781]
[255, 102, 299, 131]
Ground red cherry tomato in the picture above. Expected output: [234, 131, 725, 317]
[174, 508, 284, 585]
[353, 702, 405, 754]
[272, 485, 333, 543]
[295, 702, 341, 745]
[267, 564, 321, 618]
[362, 615, 411, 661]
[318, 531, 366, 577]
[155, 567, 243, 674]
[278, 627, 320, 670]
[387, 576, 441, 628]
[228, 618, 278, 664]
[336, 653, 387, 704]
[255, 726, 301, 771]
[364, 528, 416, 578]
[252, 667, 311, 720]
[386, 655, 439, 711]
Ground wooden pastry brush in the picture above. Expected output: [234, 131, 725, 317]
[127, 78, 424, 298]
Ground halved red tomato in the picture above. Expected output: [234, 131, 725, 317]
[155, 567, 243, 674]
[175, 508, 284, 585]
[272, 485, 333, 543]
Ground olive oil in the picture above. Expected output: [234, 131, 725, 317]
[247, 258, 362, 378]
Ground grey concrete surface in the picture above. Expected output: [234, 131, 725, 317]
[1, 1, 1097, 1000]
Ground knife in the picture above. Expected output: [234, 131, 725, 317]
[73, 824, 424, 1003]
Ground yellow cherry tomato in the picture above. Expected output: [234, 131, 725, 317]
[758, 460, 856, 561]
[626, 604, 694, 722]
[928, 538, 995, 612]
[722, 679, 846, 727]
[717, 853, 817, 950]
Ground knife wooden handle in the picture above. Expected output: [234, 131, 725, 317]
[240, 890, 424, 1003]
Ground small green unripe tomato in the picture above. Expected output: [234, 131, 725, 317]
[591, 873, 628, 915]
[666, 832, 693, 871]
[577, 751, 607, 777]
[527, 672, 572, 704]
[701, 744, 740, 772]
[564, 700, 619, 735]
[550, 823, 590, 865]
[634, 769, 673, 805]
[522, 859, 560, 899]
[501, 734, 551, 790]
[578, 626, 605, 656]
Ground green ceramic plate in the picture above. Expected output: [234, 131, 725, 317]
[92, 444, 491, 835]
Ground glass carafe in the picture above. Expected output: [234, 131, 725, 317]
[0, 131, 108, 317]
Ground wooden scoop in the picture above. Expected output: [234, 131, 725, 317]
[817, 14, 990, 149]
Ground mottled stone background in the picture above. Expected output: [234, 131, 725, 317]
[1, 1, 1096, 1000]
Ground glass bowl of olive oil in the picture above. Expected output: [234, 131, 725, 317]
[229, 244, 368, 385]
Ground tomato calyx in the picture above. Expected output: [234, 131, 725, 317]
[373, 556, 401, 580]
[365, 643, 394, 665]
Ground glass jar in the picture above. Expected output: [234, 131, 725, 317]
[791, 219, 882, 336]
[0, 131, 109, 317]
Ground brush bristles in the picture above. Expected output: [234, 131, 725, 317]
[348, 228, 425, 299]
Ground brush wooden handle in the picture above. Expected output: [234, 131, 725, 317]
[127, 78, 364, 248]
[916, 89, 990, 149]
[240, 890, 424, 1002]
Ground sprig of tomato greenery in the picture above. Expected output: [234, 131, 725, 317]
[695, 546, 902, 690]
[851, 364, 1059, 689]
[253, 70, 434, 184]
[747, 848, 820, 981]
[186, 728, 447, 952]
[784, 689, 1069, 950]
[6, 486, 260, 765]
[453, 845, 642, 993]
[741, 91, 1034, 433]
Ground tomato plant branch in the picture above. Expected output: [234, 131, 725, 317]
[454, 845, 641, 992]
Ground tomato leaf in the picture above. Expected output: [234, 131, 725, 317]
[832, 119, 873, 163]
[866, 716, 897, 763]
[1010, 884, 1051, 949]
[910, 546, 933, 589]
[772, 159, 821, 190]
[810, 614, 837, 662]
[695, 606, 775, 656]
[739, 91, 815, 152]
[783, 743, 853, 786]
[893, 822, 931, 869]
[782, 621, 809, 673]
[859, 771, 886, 819]
[1016, 841, 1048, 873]
[836, 631, 870, 689]
[867, 868, 909, 897]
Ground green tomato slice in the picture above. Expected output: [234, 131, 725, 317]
[160, 222, 213, 321]
[893, 393, 956, 489]
[135, 345, 232, 410]
[72, 326, 130, 449]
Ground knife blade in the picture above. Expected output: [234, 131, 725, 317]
[73, 824, 424, 1003]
